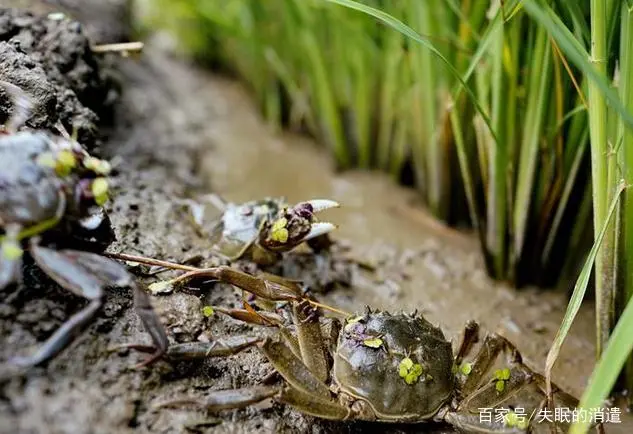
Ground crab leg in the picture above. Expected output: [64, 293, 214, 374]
[10, 300, 103, 368]
[158, 384, 352, 420]
[446, 332, 570, 433]
[259, 338, 332, 399]
[214, 298, 330, 382]
[115, 335, 262, 361]
[9, 244, 167, 368]
[443, 410, 527, 434]
[118, 267, 306, 367]
[148, 297, 342, 415]
[211, 306, 285, 327]
[445, 327, 590, 433]
[1, 194, 66, 291]
[292, 300, 329, 382]
[279, 327, 302, 359]
[447, 365, 582, 433]
[169, 329, 352, 420]
[278, 386, 352, 420]
[67, 249, 169, 367]
[209, 277, 334, 382]
[155, 386, 280, 412]
[153, 266, 304, 301]
[210, 310, 308, 362]
[454, 320, 480, 366]
[131, 286, 168, 367]
[458, 332, 523, 397]
[8, 245, 108, 367]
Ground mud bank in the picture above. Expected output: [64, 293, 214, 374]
[0, 2, 632, 434]
[0, 7, 118, 149]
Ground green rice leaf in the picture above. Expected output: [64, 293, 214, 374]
[545, 181, 626, 399]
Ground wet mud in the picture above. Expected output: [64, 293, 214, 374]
[1, 2, 632, 434]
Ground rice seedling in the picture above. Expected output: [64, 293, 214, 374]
[516, 0, 633, 413]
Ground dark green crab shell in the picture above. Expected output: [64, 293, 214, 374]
[333, 310, 455, 422]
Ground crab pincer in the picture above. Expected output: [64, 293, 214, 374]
[258, 199, 340, 253]
[204, 197, 340, 265]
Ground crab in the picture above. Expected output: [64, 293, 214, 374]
[169, 195, 356, 296]
[184, 195, 339, 266]
[0, 80, 167, 369]
[112, 263, 586, 433]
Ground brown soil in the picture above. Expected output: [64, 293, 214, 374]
[0, 2, 631, 434]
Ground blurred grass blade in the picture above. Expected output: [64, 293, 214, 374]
[523, 0, 633, 130]
[449, 96, 479, 232]
[545, 181, 625, 398]
[541, 128, 589, 266]
[557, 1, 591, 45]
[513, 26, 551, 269]
[482, 12, 508, 278]
[300, 29, 350, 167]
[322, 0, 499, 145]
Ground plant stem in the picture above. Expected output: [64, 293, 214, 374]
[487, 15, 507, 279]
[618, 1, 633, 400]
[589, 0, 613, 357]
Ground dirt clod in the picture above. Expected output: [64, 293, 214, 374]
[0, 7, 117, 149]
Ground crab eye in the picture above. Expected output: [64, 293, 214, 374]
[294, 203, 314, 219]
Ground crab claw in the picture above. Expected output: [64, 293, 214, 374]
[300, 222, 337, 242]
[296, 199, 340, 213]
[258, 199, 339, 252]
